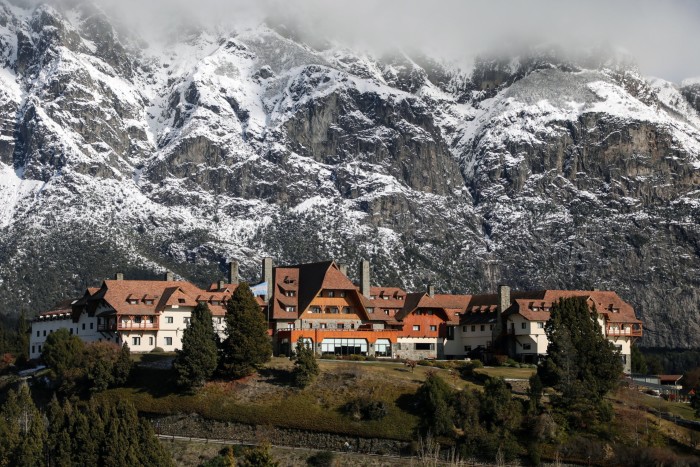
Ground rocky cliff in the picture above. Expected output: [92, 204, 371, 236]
[0, 1, 698, 347]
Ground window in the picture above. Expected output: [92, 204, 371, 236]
[489, 324, 494, 330]
[286, 291, 295, 297]
[135, 316, 142, 324]
[43, 330, 46, 337]
[413, 325, 420, 331]
[339, 291, 346, 297]
[320, 323, 327, 329]
[342, 307, 351, 314]
[285, 306, 296, 312]
[471, 325, 476, 332]
[82, 323, 86, 330]
[427, 310, 434, 315]
[128, 299, 138, 304]
[183, 317, 191, 324]
[337, 323, 345, 329]
[165, 337, 173, 346]
[69, 328, 73, 335]
[462, 326, 467, 332]
[328, 307, 339, 314]
[415, 343, 434, 350]
[382, 296, 389, 300]
[166, 316, 174, 324]
[178, 298, 186, 303]
[90, 322, 94, 329]
[521, 322, 526, 329]
[537, 322, 544, 329]
[32, 346, 35, 354]
[480, 325, 485, 331]
[132, 337, 141, 346]
[145, 299, 154, 305]
[38, 345, 42, 352]
[367, 307, 374, 314]
[310, 306, 321, 313]
[149, 336, 154, 345]
[523, 343, 532, 350]
[384, 309, 390, 315]
[429, 325, 437, 331]
[327, 291, 335, 297]
[36, 330, 40, 337]
[447, 326, 454, 340]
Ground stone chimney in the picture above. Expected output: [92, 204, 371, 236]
[115, 273, 124, 281]
[427, 283, 435, 298]
[359, 259, 370, 298]
[338, 264, 348, 276]
[494, 284, 511, 339]
[262, 257, 273, 300]
[218, 279, 226, 291]
[228, 261, 239, 285]
[165, 271, 174, 282]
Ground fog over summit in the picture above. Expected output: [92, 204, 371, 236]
[73, 0, 700, 82]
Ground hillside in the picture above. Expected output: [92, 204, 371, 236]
[0, 0, 698, 347]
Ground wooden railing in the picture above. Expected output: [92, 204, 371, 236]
[606, 327, 642, 337]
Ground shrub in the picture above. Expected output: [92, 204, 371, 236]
[307, 450, 335, 466]
[341, 399, 388, 421]
[151, 347, 165, 353]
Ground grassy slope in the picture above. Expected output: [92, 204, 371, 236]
[102, 357, 505, 441]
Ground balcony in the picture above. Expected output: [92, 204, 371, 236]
[98, 321, 159, 332]
[606, 326, 642, 337]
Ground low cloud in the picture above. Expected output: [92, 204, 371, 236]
[79, 0, 700, 82]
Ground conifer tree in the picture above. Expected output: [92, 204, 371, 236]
[16, 310, 29, 363]
[538, 297, 622, 424]
[112, 342, 132, 386]
[45, 396, 71, 467]
[174, 302, 218, 390]
[0, 385, 46, 467]
[219, 282, 272, 379]
[292, 340, 319, 388]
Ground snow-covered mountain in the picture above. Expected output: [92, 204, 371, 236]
[0, 1, 698, 347]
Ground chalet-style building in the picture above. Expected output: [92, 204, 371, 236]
[30, 258, 643, 373]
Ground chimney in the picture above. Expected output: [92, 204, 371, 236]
[165, 271, 174, 282]
[115, 273, 124, 281]
[359, 259, 370, 298]
[228, 261, 239, 285]
[427, 283, 435, 298]
[218, 280, 226, 291]
[338, 264, 348, 276]
[262, 257, 273, 300]
[494, 284, 510, 338]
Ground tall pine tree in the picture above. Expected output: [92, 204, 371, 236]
[538, 297, 622, 425]
[219, 282, 272, 379]
[292, 340, 319, 388]
[174, 302, 219, 390]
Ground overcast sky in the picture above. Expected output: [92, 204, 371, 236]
[92, 0, 700, 82]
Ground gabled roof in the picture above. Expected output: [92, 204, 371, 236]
[397, 293, 468, 324]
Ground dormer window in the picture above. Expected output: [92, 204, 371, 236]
[339, 291, 346, 297]
[370, 295, 376, 299]
[367, 307, 374, 313]
[145, 300, 154, 305]
[382, 296, 389, 300]
[384, 309, 390, 315]
[285, 306, 296, 312]
[612, 308, 620, 313]
[178, 298, 186, 304]
[286, 291, 296, 297]
[211, 300, 220, 306]
[128, 299, 138, 305]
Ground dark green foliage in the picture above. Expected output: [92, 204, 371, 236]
[538, 297, 622, 427]
[414, 372, 454, 437]
[631, 344, 648, 374]
[341, 398, 388, 421]
[174, 303, 218, 390]
[0, 384, 46, 467]
[240, 442, 279, 467]
[306, 450, 335, 466]
[42, 329, 132, 395]
[113, 343, 132, 386]
[219, 283, 271, 379]
[292, 340, 319, 388]
[42, 398, 173, 467]
[528, 373, 543, 414]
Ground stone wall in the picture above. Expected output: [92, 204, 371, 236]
[149, 413, 410, 456]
